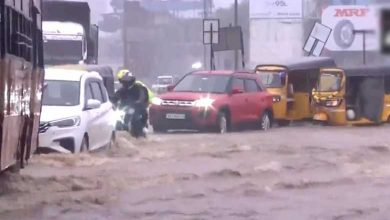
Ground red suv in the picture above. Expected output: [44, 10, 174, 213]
[149, 70, 273, 133]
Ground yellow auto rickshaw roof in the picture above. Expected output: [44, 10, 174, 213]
[256, 57, 336, 72]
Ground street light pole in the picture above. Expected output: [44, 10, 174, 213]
[234, 0, 238, 70]
[353, 30, 374, 65]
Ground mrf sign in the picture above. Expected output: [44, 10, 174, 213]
[381, 8, 390, 54]
[322, 5, 378, 52]
[334, 8, 369, 17]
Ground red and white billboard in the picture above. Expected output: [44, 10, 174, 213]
[322, 5, 379, 51]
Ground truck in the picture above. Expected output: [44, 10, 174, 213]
[42, 1, 98, 65]
[0, 0, 44, 171]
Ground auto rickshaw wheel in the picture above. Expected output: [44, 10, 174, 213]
[277, 120, 291, 127]
[313, 120, 328, 126]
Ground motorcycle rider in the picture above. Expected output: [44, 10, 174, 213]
[113, 70, 149, 137]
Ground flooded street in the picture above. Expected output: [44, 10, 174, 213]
[2, 126, 390, 220]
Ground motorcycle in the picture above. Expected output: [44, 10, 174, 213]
[115, 106, 146, 138]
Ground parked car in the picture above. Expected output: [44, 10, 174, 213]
[39, 68, 116, 153]
[149, 70, 274, 133]
[152, 75, 175, 94]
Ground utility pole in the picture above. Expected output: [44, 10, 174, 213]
[234, 0, 239, 70]
[122, 12, 128, 69]
[203, 0, 208, 70]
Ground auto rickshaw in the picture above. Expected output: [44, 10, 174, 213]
[255, 57, 336, 125]
[312, 66, 390, 125]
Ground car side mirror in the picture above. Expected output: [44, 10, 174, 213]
[86, 99, 101, 110]
[231, 87, 244, 95]
[167, 85, 174, 92]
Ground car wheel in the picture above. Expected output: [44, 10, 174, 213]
[80, 136, 88, 153]
[277, 120, 291, 127]
[108, 132, 116, 149]
[8, 162, 21, 173]
[260, 112, 271, 131]
[218, 112, 228, 134]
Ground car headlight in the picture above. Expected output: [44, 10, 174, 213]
[50, 116, 81, 128]
[194, 98, 215, 108]
[273, 95, 281, 103]
[325, 99, 342, 107]
[151, 97, 163, 106]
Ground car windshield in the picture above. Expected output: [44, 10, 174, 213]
[258, 71, 285, 88]
[158, 77, 173, 85]
[44, 39, 83, 65]
[318, 73, 342, 92]
[174, 74, 230, 93]
[42, 80, 80, 106]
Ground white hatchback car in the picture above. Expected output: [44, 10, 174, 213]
[39, 68, 115, 153]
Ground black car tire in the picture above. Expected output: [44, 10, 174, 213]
[217, 112, 228, 134]
[80, 136, 88, 153]
[108, 132, 116, 149]
[260, 112, 272, 131]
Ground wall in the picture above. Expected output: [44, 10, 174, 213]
[249, 20, 304, 67]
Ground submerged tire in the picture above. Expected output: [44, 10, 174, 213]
[218, 112, 228, 134]
[260, 112, 272, 131]
[80, 136, 88, 153]
[277, 120, 291, 127]
[108, 132, 116, 149]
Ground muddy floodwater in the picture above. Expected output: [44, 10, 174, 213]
[1, 125, 390, 220]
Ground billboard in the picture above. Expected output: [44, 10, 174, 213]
[322, 5, 379, 51]
[250, 0, 303, 19]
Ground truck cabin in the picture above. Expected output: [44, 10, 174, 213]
[42, 1, 96, 65]
[43, 21, 86, 65]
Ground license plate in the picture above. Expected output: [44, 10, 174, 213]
[166, 113, 186, 120]
[127, 108, 135, 114]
